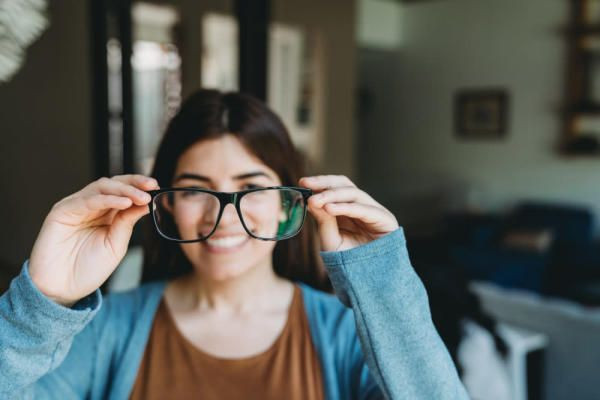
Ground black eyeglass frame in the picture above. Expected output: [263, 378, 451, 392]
[146, 186, 313, 243]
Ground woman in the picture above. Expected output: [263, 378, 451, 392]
[0, 90, 468, 399]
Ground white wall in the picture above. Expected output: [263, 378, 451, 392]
[359, 0, 600, 232]
[273, 0, 357, 177]
[356, 0, 401, 49]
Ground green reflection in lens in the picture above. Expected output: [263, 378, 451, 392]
[276, 196, 304, 237]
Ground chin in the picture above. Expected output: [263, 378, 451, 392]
[196, 260, 254, 281]
[180, 240, 276, 282]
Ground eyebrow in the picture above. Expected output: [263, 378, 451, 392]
[174, 171, 275, 184]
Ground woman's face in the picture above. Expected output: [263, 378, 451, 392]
[170, 134, 281, 281]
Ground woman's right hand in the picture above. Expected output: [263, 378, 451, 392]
[28, 175, 159, 307]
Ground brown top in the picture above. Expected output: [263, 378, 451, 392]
[129, 285, 324, 400]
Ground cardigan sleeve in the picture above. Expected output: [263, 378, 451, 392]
[0, 260, 101, 399]
[320, 228, 470, 400]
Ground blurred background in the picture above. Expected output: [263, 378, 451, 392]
[3, 0, 600, 399]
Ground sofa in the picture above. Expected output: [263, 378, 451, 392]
[442, 202, 600, 298]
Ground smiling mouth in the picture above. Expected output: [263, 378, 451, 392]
[204, 235, 248, 249]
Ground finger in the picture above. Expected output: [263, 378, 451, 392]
[307, 202, 343, 251]
[92, 177, 152, 206]
[83, 194, 133, 212]
[309, 186, 378, 208]
[107, 205, 150, 254]
[307, 201, 336, 225]
[114, 204, 150, 228]
[322, 202, 399, 232]
[112, 174, 160, 191]
[54, 194, 132, 215]
[299, 175, 356, 191]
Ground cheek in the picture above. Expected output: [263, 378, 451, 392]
[172, 200, 220, 234]
[246, 203, 280, 223]
[170, 205, 197, 239]
[242, 194, 282, 235]
[172, 205, 195, 226]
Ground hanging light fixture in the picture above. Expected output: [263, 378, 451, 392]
[0, 0, 49, 83]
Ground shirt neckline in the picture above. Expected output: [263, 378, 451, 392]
[159, 284, 301, 364]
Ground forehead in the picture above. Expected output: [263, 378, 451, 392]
[174, 134, 277, 179]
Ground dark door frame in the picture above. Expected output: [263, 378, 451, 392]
[235, 0, 270, 101]
[89, 0, 134, 179]
[91, 0, 271, 176]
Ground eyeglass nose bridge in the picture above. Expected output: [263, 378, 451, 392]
[213, 191, 238, 207]
[210, 190, 281, 241]
[207, 191, 247, 236]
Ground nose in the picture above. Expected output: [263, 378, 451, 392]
[216, 203, 242, 228]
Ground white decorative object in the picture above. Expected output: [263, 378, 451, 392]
[458, 320, 512, 400]
[201, 13, 238, 92]
[0, 0, 49, 83]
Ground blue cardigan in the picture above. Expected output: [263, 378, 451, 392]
[0, 228, 469, 399]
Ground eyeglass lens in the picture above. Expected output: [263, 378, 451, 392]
[151, 188, 306, 241]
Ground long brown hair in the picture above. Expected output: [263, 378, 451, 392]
[141, 89, 330, 291]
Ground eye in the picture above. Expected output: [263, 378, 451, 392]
[181, 190, 202, 197]
[178, 186, 210, 197]
[242, 183, 264, 190]
[183, 185, 210, 190]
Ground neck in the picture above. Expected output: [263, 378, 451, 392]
[179, 260, 288, 313]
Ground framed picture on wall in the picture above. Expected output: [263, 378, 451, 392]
[454, 89, 508, 139]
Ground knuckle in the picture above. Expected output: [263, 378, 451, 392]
[82, 195, 96, 208]
[112, 174, 133, 183]
[50, 199, 65, 213]
[83, 182, 96, 192]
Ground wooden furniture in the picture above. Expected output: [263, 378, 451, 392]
[563, 0, 600, 154]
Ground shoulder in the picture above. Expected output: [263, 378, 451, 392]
[92, 281, 167, 329]
[299, 283, 357, 343]
[299, 283, 372, 395]
[300, 283, 345, 312]
[104, 281, 166, 305]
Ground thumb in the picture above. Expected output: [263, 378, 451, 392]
[108, 205, 149, 254]
[308, 203, 342, 251]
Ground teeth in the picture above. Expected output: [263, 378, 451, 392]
[206, 235, 247, 248]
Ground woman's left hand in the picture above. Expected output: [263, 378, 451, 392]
[298, 175, 399, 252]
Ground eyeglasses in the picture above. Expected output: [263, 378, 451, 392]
[146, 186, 313, 242]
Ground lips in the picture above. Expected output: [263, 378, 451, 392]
[200, 233, 252, 255]
[205, 235, 247, 248]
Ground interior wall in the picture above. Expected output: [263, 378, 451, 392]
[0, 0, 94, 278]
[359, 0, 600, 233]
[272, 0, 357, 178]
